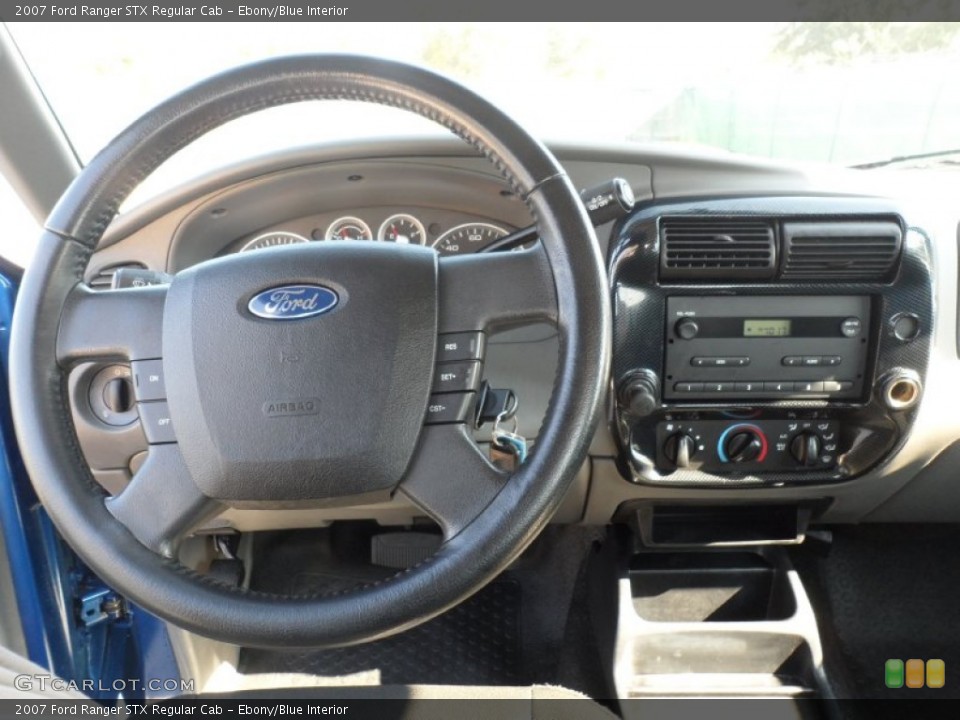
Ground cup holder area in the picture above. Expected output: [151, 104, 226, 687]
[615, 549, 822, 698]
[630, 551, 796, 622]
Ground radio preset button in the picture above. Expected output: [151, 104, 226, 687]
[704, 382, 735, 393]
[736, 382, 763, 393]
[674, 382, 703, 393]
[797, 381, 825, 393]
[822, 381, 842, 392]
[764, 381, 794, 392]
[841, 317, 862, 337]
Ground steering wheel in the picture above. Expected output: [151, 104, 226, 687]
[9, 55, 610, 648]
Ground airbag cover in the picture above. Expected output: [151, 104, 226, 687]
[162, 242, 438, 502]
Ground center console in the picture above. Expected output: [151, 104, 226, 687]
[610, 196, 933, 487]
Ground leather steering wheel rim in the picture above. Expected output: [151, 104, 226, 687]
[9, 55, 611, 648]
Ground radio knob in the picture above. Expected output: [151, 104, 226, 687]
[675, 317, 700, 340]
[663, 433, 697, 468]
[790, 432, 822, 467]
[723, 429, 765, 463]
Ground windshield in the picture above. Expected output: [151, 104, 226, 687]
[8, 22, 960, 171]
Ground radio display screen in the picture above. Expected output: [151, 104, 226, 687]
[743, 319, 792, 337]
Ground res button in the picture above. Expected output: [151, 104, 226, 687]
[437, 332, 485, 362]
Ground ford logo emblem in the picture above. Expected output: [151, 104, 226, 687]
[248, 284, 339, 320]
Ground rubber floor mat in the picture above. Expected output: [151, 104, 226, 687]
[240, 580, 525, 686]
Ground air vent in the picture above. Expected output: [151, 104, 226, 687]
[88, 262, 147, 290]
[660, 217, 777, 280]
[781, 221, 902, 281]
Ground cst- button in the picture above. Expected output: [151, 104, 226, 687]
[424, 392, 474, 424]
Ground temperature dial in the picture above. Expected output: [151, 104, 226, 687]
[718, 424, 768, 464]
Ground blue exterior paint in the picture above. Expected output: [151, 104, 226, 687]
[0, 272, 57, 670]
[0, 269, 181, 699]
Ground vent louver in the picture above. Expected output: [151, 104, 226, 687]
[88, 262, 147, 290]
[781, 222, 902, 281]
[660, 217, 777, 280]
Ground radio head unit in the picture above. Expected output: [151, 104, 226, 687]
[663, 295, 871, 402]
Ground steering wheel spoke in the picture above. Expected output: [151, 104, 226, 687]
[105, 443, 221, 557]
[57, 283, 166, 364]
[437, 242, 557, 334]
[398, 424, 509, 540]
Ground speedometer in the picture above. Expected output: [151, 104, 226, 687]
[433, 223, 508, 256]
[239, 231, 309, 252]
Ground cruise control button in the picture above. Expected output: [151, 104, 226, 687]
[424, 392, 474, 424]
[432, 361, 481, 393]
[137, 401, 176, 444]
[131, 358, 166, 401]
[437, 332, 485, 363]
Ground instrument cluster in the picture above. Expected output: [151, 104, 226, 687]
[237, 210, 511, 257]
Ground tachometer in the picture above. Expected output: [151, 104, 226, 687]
[326, 216, 373, 241]
[378, 214, 427, 245]
[433, 223, 508, 256]
[239, 231, 309, 252]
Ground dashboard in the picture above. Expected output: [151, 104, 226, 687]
[74, 136, 960, 536]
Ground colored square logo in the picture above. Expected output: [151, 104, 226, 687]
[906, 659, 925, 688]
[927, 659, 945, 689]
[885, 659, 904, 688]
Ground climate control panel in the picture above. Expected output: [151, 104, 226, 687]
[655, 419, 839, 473]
